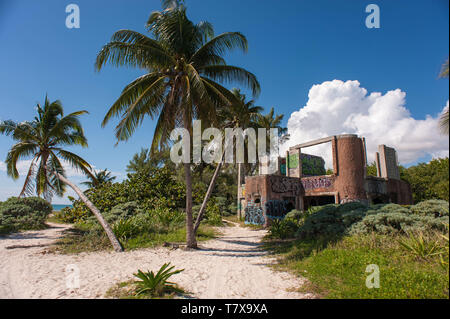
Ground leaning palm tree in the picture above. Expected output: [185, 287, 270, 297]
[81, 169, 116, 189]
[194, 89, 263, 231]
[95, 0, 259, 248]
[439, 57, 449, 135]
[0, 96, 123, 252]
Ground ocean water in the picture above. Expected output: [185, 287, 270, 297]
[52, 204, 72, 211]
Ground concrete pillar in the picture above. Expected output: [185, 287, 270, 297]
[334, 135, 367, 204]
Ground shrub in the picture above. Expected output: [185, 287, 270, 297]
[60, 166, 185, 222]
[192, 202, 223, 226]
[285, 210, 303, 222]
[0, 197, 52, 234]
[410, 200, 449, 217]
[295, 203, 367, 239]
[295, 200, 449, 239]
[268, 219, 299, 239]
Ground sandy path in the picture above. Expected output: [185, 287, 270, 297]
[0, 221, 313, 299]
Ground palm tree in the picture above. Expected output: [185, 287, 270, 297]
[194, 89, 263, 230]
[439, 57, 449, 135]
[95, 0, 260, 248]
[256, 107, 288, 137]
[81, 169, 116, 189]
[0, 96, 123, 252]
[126, 148, 173, 174]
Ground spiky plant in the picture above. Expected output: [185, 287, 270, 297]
[133, 263, 184, 297]
[82, 169, 116, 189]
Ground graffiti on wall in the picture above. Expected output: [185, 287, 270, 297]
[270, 177, 302, 195]
[265, 200, 293, 219]
[245, 204, 265, 225]
[280, 158, 286, 175]
[288, 153, 299, 169]
[301, 176, 333, 190]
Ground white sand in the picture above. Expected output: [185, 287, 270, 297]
[0, 221, 314, 299]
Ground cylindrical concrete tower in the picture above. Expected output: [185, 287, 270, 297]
[334, 134, 367, 204]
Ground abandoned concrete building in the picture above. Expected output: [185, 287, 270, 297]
[238, 134, 413, 226]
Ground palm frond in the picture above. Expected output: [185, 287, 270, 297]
[191, 32, 248, 67]
[199, 65, 260, 97]
[102, 73, 165, 127]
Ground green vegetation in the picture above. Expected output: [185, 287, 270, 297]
[265, 233, 448, 299]
[54, 166, 185, 224]
[366, 158, 449, 203]
[400, 158, 449, 203]
[53, 203, 218, 254]
[81, 169, 116, 189]
[0, 197, 52, 235]
[264, 201, 449, 298]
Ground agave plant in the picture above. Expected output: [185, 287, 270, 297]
[439, 224, 449, 272]
[398, 232, 444, 260]
[133, 263, 184, 297]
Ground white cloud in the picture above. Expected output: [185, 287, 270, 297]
[282, 80, 449, 168]
[0, 159, 89, 177]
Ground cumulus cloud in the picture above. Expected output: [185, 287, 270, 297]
[282, 80, 449, 168]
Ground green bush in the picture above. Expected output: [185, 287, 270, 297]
[294, 201, 449, 239]
[410, 200, 449, 217]
[0, 197, 52, 234]
[192, 202, 223, 226]
[60, 166, 185, 222]
[267, 219, 299, 239]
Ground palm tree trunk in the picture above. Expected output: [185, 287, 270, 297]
[237, 162, 242, 219]
[183, 107, 197, 249]
[184, 162, 197, 248]
[53, 172, 124, 252]
[193, 152, 224, 234]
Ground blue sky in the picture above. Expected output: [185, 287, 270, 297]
[0, 0, 448, 203]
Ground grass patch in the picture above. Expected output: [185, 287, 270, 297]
[224, 214, 265, 230]
[46, 213, 72, 224]
[52, 225, 219, 254]
[264, 233, 449, 299]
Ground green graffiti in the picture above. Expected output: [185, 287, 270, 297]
[288, 153, 299, 169]
[301, 154, 326, 176]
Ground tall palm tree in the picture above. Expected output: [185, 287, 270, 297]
[0, 96, 123, 252]
[194, 89, 263, 230]
[256, 107, 288, 137]
[95, 0, 259, 248]
[439, 57, 449, 135]
[81, 169, 116, 189]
